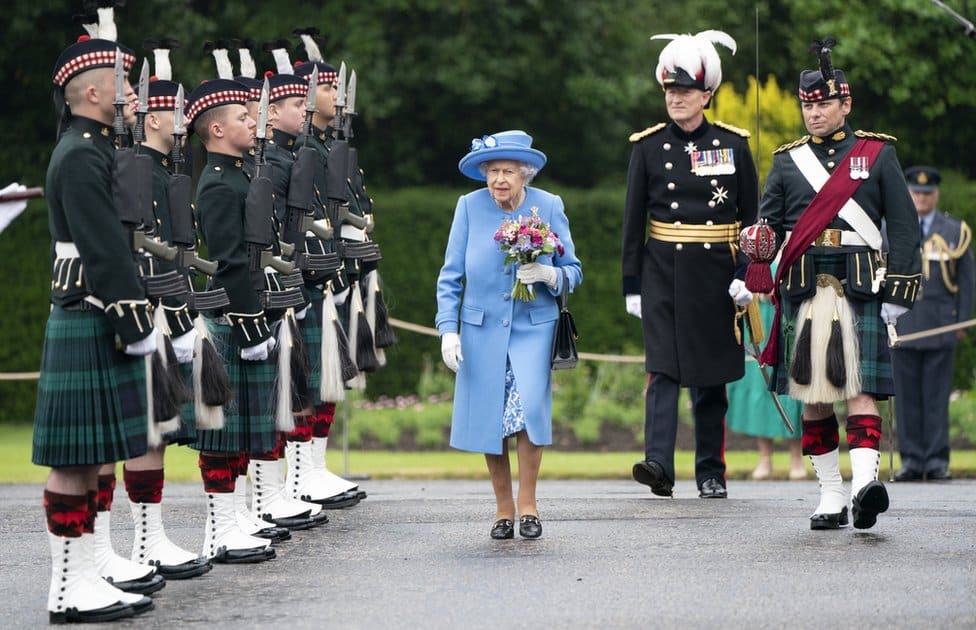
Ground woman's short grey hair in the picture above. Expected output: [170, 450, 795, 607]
[478, 160, 538, 184]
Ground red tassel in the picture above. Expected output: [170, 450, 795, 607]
[745, 262, 774, 293]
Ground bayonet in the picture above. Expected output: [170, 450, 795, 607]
[256, 78, 269, 142]
[345, 70, 356, 116]
[133, 58, 150, 144]
[171, 84, 185, 168]
[336, 62, 347, 110]
[112, 48, 128, 142]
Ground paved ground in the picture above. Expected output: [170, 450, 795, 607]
[2, 478, 974, 629]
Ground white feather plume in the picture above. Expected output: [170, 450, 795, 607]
[300, 33, 323, 62]
[153, 48, 172, 81]
[80, 18, 98, 39]
[271, 47, 292, 75]
[238, 47, 256, 79]
[211, 47, 233, 80]
[96, 6, 117, 42]
[650, 29, 736, 93]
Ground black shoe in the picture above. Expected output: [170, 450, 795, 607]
[632, 460, 674, 497]
[211, 545, 276, 564]
[810, 506, 849, 530]
[926, 468, 952, 482]
[698, 478, 728, 499]
[519, 515, 542, 539]
[105, 572, 166, 595]
[852, 481, 889, 530]
[894, 468, 923, 482]
[252, 525, 292, 543]
[490, 519, 514, 540]
[153, 557, 213, 580]
[50, 602, 134, 624]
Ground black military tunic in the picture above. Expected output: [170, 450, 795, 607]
[622, 118, 758, 387]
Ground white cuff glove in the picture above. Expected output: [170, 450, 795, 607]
[170, 329, 198, 364]
[124, 329, 159, 357]
[332, 287, 351, 306]
[516, 262, 558, 289]
[440, 332, 463, 373]
[240, 336, 276, 361]
[625, 294, 642, 319]
[728, 279, 753, 308]
[880, 303, 909, 325]
[295, 305, 310, 320]
[0, 183, 28, 235]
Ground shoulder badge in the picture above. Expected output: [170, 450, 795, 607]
[629, 123, 666, 143]
[713, 120, 751, 138]
[773, 136, 811, 154]
[854, 130, 897, 142]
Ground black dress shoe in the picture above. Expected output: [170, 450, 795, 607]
[810, 506, 849, 530]
[153, 556, 213, 580]
[490, 519, 514, 540]
[519, 515, 542, 539]
[106, 572, 166, 595]
[926, 468, 952, 481]
[632, 460, 674, 497]
[698, 478, 727, 499]
[852, 481, 889, 530]
[894, 468, 923, 482]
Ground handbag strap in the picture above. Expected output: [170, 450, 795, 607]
[558, 268, 569, 311]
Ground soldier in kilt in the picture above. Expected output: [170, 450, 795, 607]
[292, 41, 367, 507]
[759, 39, 921, 531]
[186, 78, 280, 563]
[623, 30, 757, 500]
[97, 46, 213, 582]
[35, 27, 160, 623]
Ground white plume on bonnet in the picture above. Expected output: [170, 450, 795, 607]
[651, 30, 736, 93]
[96, 6, 118, 42]
[152, 47, 172, 82]
[238, 46, 256, 79]
[210, 46, 234, 80]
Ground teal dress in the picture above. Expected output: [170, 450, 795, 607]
[726, 277, 802, 440]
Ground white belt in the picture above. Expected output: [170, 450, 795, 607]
[340, 225, 366, 242]
[55, 241, 79, 258]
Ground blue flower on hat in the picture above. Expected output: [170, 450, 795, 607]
[458, 130, 547, 182]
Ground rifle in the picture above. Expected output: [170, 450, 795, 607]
[280, 70, 340, 278]
[168, 83, 228, 312]
[112, 54, 184, 299]
[245, 79, 305, 310]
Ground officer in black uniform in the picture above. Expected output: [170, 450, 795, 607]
[623, 30, 757, 500]
[893, 166, 974, 482]
[760, 39, 921, 530]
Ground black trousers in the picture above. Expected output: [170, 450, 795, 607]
[643, 372, 727, 486]
[892, 347, 954, 474]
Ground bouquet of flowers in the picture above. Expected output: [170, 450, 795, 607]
[493, 208, 565, 301]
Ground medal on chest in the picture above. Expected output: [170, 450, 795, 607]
[691, 148, 736, 176]
[849, 155, 870, 180]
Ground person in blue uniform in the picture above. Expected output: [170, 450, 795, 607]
[760, 39, 921, 530]
[436, 130, 582, 540]
[623, 30, 757, 500]
[892, 166, 974, 482]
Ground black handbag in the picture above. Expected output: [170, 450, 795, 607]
[551, 268, 579, 370]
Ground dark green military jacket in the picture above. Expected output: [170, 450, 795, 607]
[145, 146, 193, 336]
[760, 124, 922, 308]
[195, 151, 270, 347]
[46, 116, 152, 345]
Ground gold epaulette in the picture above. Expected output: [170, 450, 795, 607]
[713, 120, 751, 138]
[854, 130, 897, 142]
[773, 136, 811, 154]
[629, 123, 667, 143]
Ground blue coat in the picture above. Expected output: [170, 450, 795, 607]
[435, 186, 582, 454]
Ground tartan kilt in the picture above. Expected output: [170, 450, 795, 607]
[32, 306, 149, 467]
[300, 294, 323, 408]
[161, 361, 197, 446]
[190, 320, 279, 454]
[771, 253, 893, 399]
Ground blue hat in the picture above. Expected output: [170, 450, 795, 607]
[457, 130, 547, 181]
[186, 78, 249, 127]
[265, 71, 308, 103]
[53, 36, 136, 88]
[904, 166, 941, 193]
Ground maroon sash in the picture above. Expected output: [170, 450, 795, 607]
[761, 138, 885, 366]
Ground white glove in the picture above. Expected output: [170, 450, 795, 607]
[124, 329, 159, 357]
[880, 303, 909, 325]
[516, 262, 558, 289]
[295, 305, 310, 320]
[170, 329, 198, 364]
[332, 287, 351, 306]
[240, 336, 276, 361]
[728, 279, 753, 308]
[625, 294, 642, 319]
[440, 332, 463, 373]
[0, 183, 29, 235]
